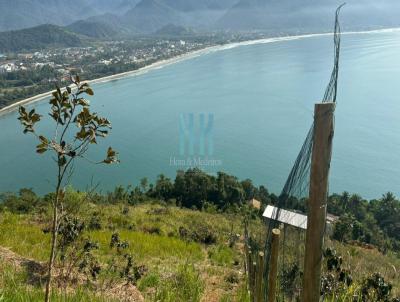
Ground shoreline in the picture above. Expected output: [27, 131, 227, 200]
[0, 45, 223, 116]
[1, 26, 399, 116]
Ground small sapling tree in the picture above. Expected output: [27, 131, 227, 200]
[18, 76, 119, 302]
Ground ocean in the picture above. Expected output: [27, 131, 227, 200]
[0, 30, 399, 199]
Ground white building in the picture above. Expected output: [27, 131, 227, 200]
[0, 63, 17, 73]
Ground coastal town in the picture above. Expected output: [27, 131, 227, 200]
[0, 32, 271, 110]
[0, 38, 215, 109]
[0, 40, 203, 75]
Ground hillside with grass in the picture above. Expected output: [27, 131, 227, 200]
[0, 186, 399, 302]
[0, 198, 250, 301]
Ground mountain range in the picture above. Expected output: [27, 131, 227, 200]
[1, 0, 400, 37]
[218, 0, 400, 31]
[0, 0, 140, 31]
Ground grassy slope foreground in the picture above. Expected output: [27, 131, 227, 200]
[0, 201, 248, 302]
[0, 199, 399, 301]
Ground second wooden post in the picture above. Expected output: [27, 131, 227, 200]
[302, 102, 335, 302]
[267, 228, 280, 302]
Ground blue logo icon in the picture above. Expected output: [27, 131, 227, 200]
[179, 113, 214, 156]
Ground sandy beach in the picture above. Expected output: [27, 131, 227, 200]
[0, 45, 222, 116]
[1, 27, 399, 117]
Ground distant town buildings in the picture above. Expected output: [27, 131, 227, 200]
[0, 40, 207, 77]
[0, 32, 267, 107]
[0, 62, 17, 73]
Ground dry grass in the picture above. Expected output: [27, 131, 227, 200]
[0, 203, 399, 301]
[0, 203, 247, 301]
[328, 239, 400, 296]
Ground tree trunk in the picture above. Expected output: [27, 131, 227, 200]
[44, 187, 60, 302]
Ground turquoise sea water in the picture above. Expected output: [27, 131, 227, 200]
[0, 31, 399, 198]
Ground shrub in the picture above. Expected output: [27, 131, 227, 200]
[320, 248, 353, 300]
[154, 264, 204, 302]
[178, 225, 217, 245]
[142, 225, 162, 235]
[225, 271, 239, 284]
[138, 273, 160, 292]
[280, 263, 302, 299]
[208, 245, 234, 266]
[361, 273, 393, 301]
[146, 206, 170, 215]
[191, 226, 217, 245]
[58, 215, 85, 261]
[0, 189, 40, 213]
[201, 201, 218, 214]
[88, 213, 102, 230]
[122, 206, 129, 215]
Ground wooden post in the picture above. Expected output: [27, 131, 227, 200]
[255, 252, 265, 302]
[248, 249, 254, 300]
[252, 261, 257, 296]
[302, 102, 335, 302]
[248, 249, 253, 281]
[268, 229, 280, 302]
[244, 244, 249, 275]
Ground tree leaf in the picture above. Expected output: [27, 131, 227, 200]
[36, 148, 47, 154]
[39, 135, 48, 144]
[103, 147, 119, 164]
[77, 98, 89, 106]
[85, 88, 94, 96]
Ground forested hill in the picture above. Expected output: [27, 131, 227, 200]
[0, 24, 84, 53]
[66, 19, 120, 39]
[1, 168, 399, 254]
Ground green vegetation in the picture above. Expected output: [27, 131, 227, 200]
[208, 244, 235, 266]
[0, 66, 63, 109]
[0, 199, 248, 301]
[0, 36, 206, 109]
[0, 185, 399, 301]
[0, 25, 84, 53]
[66, 20, 121, 39]
[17, 79, 118, 302]
[0, 32, 252, 110]
[328, 192, 400, 253]
[2, 168, 400, 259]
[0, 261, 115, 302]
[1, 73, 399, 301]
[318, 247, 400, 301]
[154, 24, 195, 37]
[87, 168, 400, 256]
[153, 264, 204, 302]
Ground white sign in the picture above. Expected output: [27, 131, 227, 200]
[262, 205, 307, 230]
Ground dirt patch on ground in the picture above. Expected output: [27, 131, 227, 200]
[0, 246, 47, 285]
[103, 283, 144, 302]
[0, 246, 44, 269]
[0, 246, 144, 301]
[201, 273, 226, 302]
